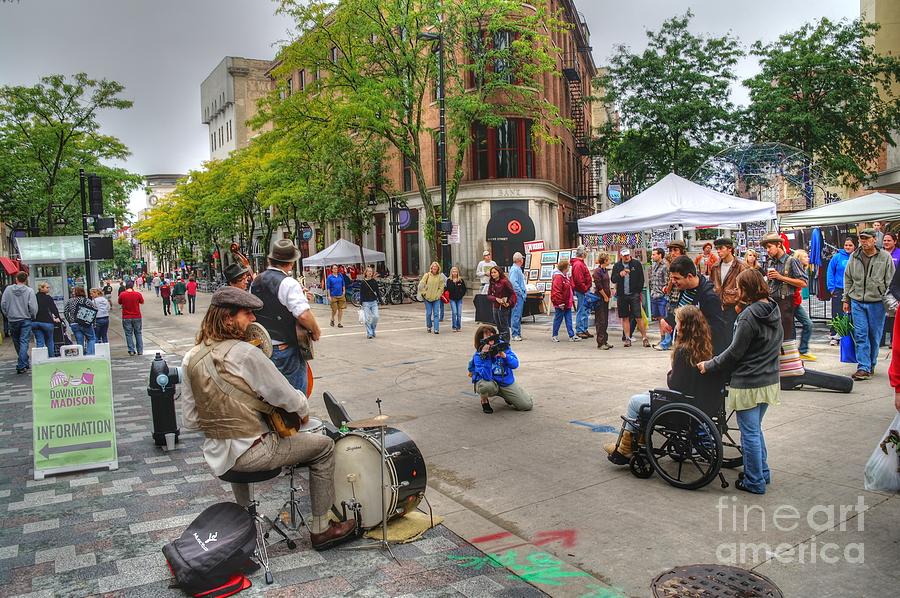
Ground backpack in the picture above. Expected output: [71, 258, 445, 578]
[163, 502, 258, 596]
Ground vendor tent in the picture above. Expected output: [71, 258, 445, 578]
[779, 192, 900, 228]
[577, 173, 777, 234]
[303, 238, 386, 267]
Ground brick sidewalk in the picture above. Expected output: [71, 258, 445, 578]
[0, 349, 544, 597]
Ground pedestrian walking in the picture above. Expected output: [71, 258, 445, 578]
[761, 232, 807, 341]
[1, 272, 37, 372]
[698, 269, 783, 495]
[487, 266, 516, 342]
[593, 253, 613, 350]
[843, 227, 895, 381]
[63, 286, 96, 356]
[152, 273, 162, 297]
[475, 251, 497, 294]
[91, 288, 111, 344]
[186, 277, 198, 314]
[827, 238, 854, 344]
[118, 280, 144, 356]
[172, 278, 186, 315]
[326, 264, 346, 328]
[508, 253, 527, 341]
[160, 281, 171, 315]
[571, 246, 593, 339]
[418, 262, 444, 334]
[791, 250, 816, 361]
[446, 266, 467, 332]
[33, 282, 61, 358]
[611, 248, 650, 348]
[359, 267, 380, 339]
[550, 258, 579, 342]
[102, 279, 113, 301]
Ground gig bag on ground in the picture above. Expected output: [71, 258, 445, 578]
[163, 502, 258, 596]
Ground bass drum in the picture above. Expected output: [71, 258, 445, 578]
[332, 428, 426, 529]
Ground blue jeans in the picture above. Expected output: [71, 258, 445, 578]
[552, 308, 574, 338]
[794, 304, 812, 354]
[450, 298, 463, 330]
[574, 290, 589, 334]
[9, 319, 33, 370]
[33, 321, 55, 358]
[272, 344, 308, 395]
[122, 318, 143, 354]
[850, 300, 886, 373]
[362, 300, 379, 337]
[71, 322, 96, 355]
[440, 300, 445, 321]
[511, 291, 525, 337]
[625, 392, 650, 432]
[493, 306, 511, 341]
[94, 316, 110, 344]
[425, 300, 440, 332]
[736, 403, 771, 493]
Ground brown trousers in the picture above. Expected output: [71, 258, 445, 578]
[594, 300, 609, 347]
[776, 296, 796, 341]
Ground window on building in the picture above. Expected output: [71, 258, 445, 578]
[299, 69, 306, 90]
[402, 156, 414, 192]
[227, 120, 232, 142]
[493, 31, 515, 83]
[330, 46, 339, 64]
[219, 127, 223, 146]
[287, 77, 293, 96]
[315, 67, 321, 81]
[471, 119, 535, 180]
[211, 133, 215, 152]
[466, 30, 486, 89]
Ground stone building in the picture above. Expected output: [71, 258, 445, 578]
[136, 174, 186, 273]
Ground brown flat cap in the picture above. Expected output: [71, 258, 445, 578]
[268, 239, 301, 262]
[760, 232, 783, 246]
[224, 261, 250, 283]
[210, 286, 263, 309]
[666, 239, 686, 250]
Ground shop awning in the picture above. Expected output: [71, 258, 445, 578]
[779, 192, 900, 228]
[15, 236, 85, 264]
[0, 257, 18, 275]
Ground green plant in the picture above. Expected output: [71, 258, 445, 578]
[829, 314, 853, 337]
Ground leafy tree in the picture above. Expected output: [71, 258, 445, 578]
[594, 12, 743, 195]
[744, 18, 900, 187]
[0, 73, 141, 234]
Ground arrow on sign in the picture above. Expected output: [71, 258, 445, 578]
[532, 529, 577, 548]
[39, 441, 112, 460]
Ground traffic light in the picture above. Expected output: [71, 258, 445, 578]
[88, 174, 103, 215]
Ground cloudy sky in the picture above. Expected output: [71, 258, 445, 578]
[0, 0, 859, 215]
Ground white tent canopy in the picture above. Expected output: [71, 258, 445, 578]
[779, 192, 900, 228]
[577, 173, 777, 234]
[303, 238, 386, 267]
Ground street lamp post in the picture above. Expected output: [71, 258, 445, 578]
[78, 169, 91, 287]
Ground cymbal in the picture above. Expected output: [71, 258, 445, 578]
[345, 414, 416, 429]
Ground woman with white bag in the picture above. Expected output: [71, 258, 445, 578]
[359, 267, 380, 339]
[869, 306, 900, 492]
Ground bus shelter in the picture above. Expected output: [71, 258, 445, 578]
[15, 236, 86, 304]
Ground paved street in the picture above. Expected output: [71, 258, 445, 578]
[2, 289, 899, 597]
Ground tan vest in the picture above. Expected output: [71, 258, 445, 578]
[187, 340, 271, 439]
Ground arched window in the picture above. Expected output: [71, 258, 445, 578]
[471, 119, 535, 180]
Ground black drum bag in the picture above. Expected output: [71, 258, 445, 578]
[780, 369, 854, 393]
[163, 502, 257, 595]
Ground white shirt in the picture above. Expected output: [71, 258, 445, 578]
[181, 340, 310, 475]
[476, 260, 497, 284]
[92, 296, 110, 318]
[259, 266, 311, 344]
[720, 259, 733, 282]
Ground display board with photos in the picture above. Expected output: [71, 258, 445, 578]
[525, 248, 579, 292]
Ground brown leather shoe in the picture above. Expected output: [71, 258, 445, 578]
[310, 518, 357, 550]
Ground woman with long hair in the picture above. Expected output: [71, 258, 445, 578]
[91, 287, 111, 344]
[592, 253, 613, 349]
[487, 266, 516, 341]
[359, 266, 380, 339]
[418, 261, 444, 334]
[446, 266, 467, 332]
[698, 269, 783, 494]
[33, 282, 61, 357]
[744, 249, 760, 271]
[606, 306, 721, 464]
[63, 286, 96, 355]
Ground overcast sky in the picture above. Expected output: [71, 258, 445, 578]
[0, 0, 859, 215]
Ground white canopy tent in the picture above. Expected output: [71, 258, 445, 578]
[779, 192, 900, 228]
[577, 173, 777, 234]
[303, 238, 386, 267]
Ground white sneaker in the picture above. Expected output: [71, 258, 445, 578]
[512, 335, 523, 342]
[570, 336, 581, 342]
[551, 336, 560, 342]
[830, 339, 838, 346]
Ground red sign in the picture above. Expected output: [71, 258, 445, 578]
[508, 220, 522, 235]
[523, 240, 545, 253]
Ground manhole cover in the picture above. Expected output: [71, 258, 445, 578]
[651, 564, 783, 597]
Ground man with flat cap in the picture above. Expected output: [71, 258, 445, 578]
[181, 287, 356, 549]
[710, 237, 746, 331]
[224, 262, 251, 290]
[250, 239, 321, 394]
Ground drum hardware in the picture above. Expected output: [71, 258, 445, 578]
[279, 466, 308, 532]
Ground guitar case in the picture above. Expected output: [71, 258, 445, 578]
[780, 369, 854, 393]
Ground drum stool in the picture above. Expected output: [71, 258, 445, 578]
[279, 465, 308, 533]
[218, 467, 297, 585]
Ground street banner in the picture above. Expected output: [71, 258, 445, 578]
[31, 344, 118, 480]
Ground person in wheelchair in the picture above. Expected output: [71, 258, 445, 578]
[698, 269, 782, 494]
[468, 324, 533, 414]
[606, 305, 723, 464]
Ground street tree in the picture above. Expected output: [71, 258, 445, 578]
[744, 18, 900, 188]
[594, 12, 743, 196]
[0, 73, 141, 233]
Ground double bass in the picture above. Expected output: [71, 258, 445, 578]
[230, 243, 315, 395]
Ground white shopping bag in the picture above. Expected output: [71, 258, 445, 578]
[357, 308, 367, 325]
[864, 413, 900, 492]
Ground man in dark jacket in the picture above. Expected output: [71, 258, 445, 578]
[570, 245, 593, 339]
[661, 256, 730, 355]
[610, 248, 649, 347]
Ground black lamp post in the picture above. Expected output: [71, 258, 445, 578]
[369, 187, 407, 278]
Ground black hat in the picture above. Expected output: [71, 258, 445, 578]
[268, 239, 301, 262]
[210, 286, 263, 309]
[713, 237, 734, 248]
[224, 262, 250, 283]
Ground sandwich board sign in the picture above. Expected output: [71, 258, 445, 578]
[31, 343, 118, 480]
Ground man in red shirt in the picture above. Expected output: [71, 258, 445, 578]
[186, 277, 198, 314]
[118, 280, 145, 355]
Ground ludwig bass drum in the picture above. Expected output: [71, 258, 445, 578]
[332, 428, 426, 529]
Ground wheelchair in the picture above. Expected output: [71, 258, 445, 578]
[616, 387, 743, 490]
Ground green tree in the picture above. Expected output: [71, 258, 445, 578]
[595, 12, 743, 195]
[0, 73, 141, 233]
[744, 18, 900, 187]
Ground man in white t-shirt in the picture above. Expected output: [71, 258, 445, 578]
[476, 250, 497, 294]
[250, 240, 321, 394]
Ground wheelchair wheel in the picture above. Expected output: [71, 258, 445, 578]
[720, 409, 743, 469]
[629, 453, 654, 478]
[646, 403, 723, 490]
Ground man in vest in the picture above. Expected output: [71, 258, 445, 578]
[181, 287, 356, 550]
[250, 240, 321, 394]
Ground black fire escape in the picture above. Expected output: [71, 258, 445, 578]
[563, 51, 597, 223]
